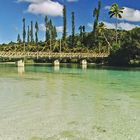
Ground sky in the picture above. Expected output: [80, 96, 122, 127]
[1, 0, 140, 44]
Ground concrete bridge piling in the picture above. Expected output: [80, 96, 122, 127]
[53, 60, 60, 66]
[81, 59, 87, 65]
[16, 60, 24, 67]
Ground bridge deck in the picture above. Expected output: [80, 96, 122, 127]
[0, 51, 109, 59]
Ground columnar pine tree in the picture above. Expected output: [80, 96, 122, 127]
[79, 25, 83, 40]
[93, 0, 101, 36]
[27, 25, 30, 43]
[53, 26, 57, 39]
[30, 21, 34, 43]
[17, 34, 21, 43]
[71, 11, 75, 47]
[51, 26, 57, 40]
[48, 19, 53, 50]
[45, 16, 50, 42]
[62, 5, 67, 43]
[49, 19, 53, 39]
[78, 25, 85, 43]
[22, 18, 26, 51]
[35, 21, 39, 44]
[82, 26, 85, 38]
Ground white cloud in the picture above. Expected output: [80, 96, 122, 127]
[56, 26, 63, 33]
[27, 1, 63, 16]
[103, 21, 140, 30]
[88, 22, 140, 31]
[17, 0, 46, 3]
[39, 24, 63, 33]
[105, 6, 140, 22]
[102, 22, 115, 29]
[17, 0, 63, 16]
[17, 0, 79, 3]
[67, 0, 78, 2]
[122, 7, 140, 22]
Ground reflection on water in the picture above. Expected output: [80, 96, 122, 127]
[54, 65, 60, 71]
[0, 64, 140, 140]
[81, 64, 87, 69]
[17, 67, 25, 75]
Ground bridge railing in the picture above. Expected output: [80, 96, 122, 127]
[0, 51, 109, 58]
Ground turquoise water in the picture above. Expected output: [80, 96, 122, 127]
[0, 64, 140, 140]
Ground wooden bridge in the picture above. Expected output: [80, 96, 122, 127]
[0, 51, 109, 59]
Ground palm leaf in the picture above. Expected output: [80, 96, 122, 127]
[109, 11, 113, 15]
[110, 14, 114, 18]
[119, 10, 124, 13]
[118, 14, 122, 18]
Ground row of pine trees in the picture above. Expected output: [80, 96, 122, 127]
[17, 5, 79, 49]
[17, 17, 57, 44]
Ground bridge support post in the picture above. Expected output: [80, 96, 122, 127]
[16, 60, 24, 67]
[53, 60, 60, 66]
[80, 59, 87, 65]
[80, 59, 87, 69]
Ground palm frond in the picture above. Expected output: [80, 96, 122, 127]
[118, 14, 122, 18]
[110, 14, 115, 18]
[109, 11, 113, 15]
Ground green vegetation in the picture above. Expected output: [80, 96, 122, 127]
[0, 1, 139, 66]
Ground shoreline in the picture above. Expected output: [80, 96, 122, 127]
[0, 62, 140, 70]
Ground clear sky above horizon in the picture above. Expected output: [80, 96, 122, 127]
[0, 0, 140, 44]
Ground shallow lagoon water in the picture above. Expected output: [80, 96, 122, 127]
[0, 64, 140, 140]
